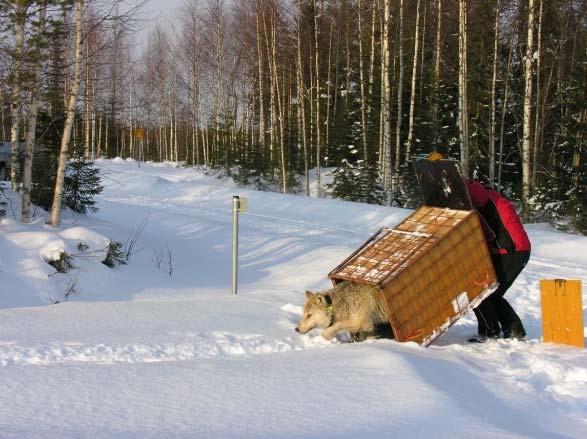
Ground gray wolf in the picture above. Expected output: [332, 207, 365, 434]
[295, 281, 392, 341]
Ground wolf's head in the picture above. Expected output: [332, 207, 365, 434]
[295, 291, 333, 334]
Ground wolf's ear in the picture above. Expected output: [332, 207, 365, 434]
[315, 294, 326, 304]
[305, 291, 314, 299]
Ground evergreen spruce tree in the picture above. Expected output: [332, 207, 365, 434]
[63, 158, 103, 214]
[395, 162, 421, 209]
[328, 81, 385, 205]
[30, 143, 57, 211]
[329, 159, 385, 205]
[329, 159, 357, 201]
[529, 71, 586, 234]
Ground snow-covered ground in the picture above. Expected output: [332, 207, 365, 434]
[1, 159, 586, 438]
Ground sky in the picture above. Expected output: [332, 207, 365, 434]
[134, 0, 186, 46]
[143, 0, 185, 20]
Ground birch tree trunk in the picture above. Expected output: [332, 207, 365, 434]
[10, 1, 27, 192]
[84, 43, 90, 159]
[314, 0, 321, 197]
[458, 0, 469, 176]
[392, 0, 404, 200]
[269, 7, 287, 193]
[368, 1, 377, 97]
[212, 0, 224, 164]
[489, 0, 500, 186]
[498, 41, 513, 188]
[91, 64, 97, 160]
[97, 115, 102, 158]
[358, 0, 369, 164]
[432, 0, 442, 136]
[22, 0, 47, 223]
[378, 9, 385, 177]
[256, 9, 265, 148]
[190, 17, 201, 166]
[532, 0, 543, 187]
[0, 93, 5, 142]
[309, 45, 314, 169]
[262, 6, 276, 165]
[105, 116, 109, 158]
[522, 0, 535, 206]
[419, 0, 426, 103]
[129, 69, 134, 159]
[296, 0, 310, 195]
[49, 0, 84, 226]
[405, 0, 421, 164]
[325, 23, 333, 162]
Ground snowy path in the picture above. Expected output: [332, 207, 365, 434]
[0, 332, 311, 366]
[1, 160, 586, 438]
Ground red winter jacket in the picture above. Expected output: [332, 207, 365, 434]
[466, 180, 531, 254]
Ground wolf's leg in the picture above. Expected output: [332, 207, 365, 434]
[322, 321, 364, 340]
[351, 331, 371, 342]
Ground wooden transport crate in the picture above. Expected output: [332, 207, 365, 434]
[329, 206, 498, 346]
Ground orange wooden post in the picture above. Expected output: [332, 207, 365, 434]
[540, 279, 584, 348]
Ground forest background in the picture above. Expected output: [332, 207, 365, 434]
[0, 0, 585, 232]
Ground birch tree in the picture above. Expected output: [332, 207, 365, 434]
[532, 0, 543, 187]
[458, 0, 469, 176]
[498, 41, 512, 188]
[488, 0, 500, 186]
[256, 4, 266, 149]
[432, 0, 442, 140]
[22, 0, 47, 223]
[405, 0, 421, 164]
[9, 0, 28, 191]
[358, 0, 368, 163]
[49, 0, 84, 226]
[182, 0, 202, 166]
[392, 0, 404, 199]
[296, 0, 309, 194]
[381, 0, 392, 199]
[522, 0, 535, 206]
[314, 0, 321, 197]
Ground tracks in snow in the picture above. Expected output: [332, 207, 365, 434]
[101, 195, 587, 275]
[99, 194, 373, 248]
[0, 331, 329, 367]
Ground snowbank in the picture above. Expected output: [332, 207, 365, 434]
[0, 159, 585, 438]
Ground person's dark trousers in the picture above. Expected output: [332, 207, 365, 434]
[474, 251, 530, 338]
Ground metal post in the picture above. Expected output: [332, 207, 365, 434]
[232, 195, 239, 295]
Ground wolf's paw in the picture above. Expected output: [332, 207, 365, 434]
[321, 329, 335, 341]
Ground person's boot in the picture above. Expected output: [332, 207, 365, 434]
[494, 296, 526, 339]
[474, 308, 488, 338]
[472, 305, 500, 342]
[504, 321, 526, 340]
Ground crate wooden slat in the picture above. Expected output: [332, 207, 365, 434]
[329, 207, 498, 346]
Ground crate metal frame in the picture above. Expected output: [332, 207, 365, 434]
[329, 207, 498, 346]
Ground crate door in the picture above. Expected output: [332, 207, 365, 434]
[413, 159, 473, 210]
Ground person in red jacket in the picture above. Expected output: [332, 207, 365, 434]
[466, 180, 531, 340]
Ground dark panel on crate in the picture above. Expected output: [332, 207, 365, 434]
[413, 159, 473, 211]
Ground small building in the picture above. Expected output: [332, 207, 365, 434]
[0, 141, 25, 180]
